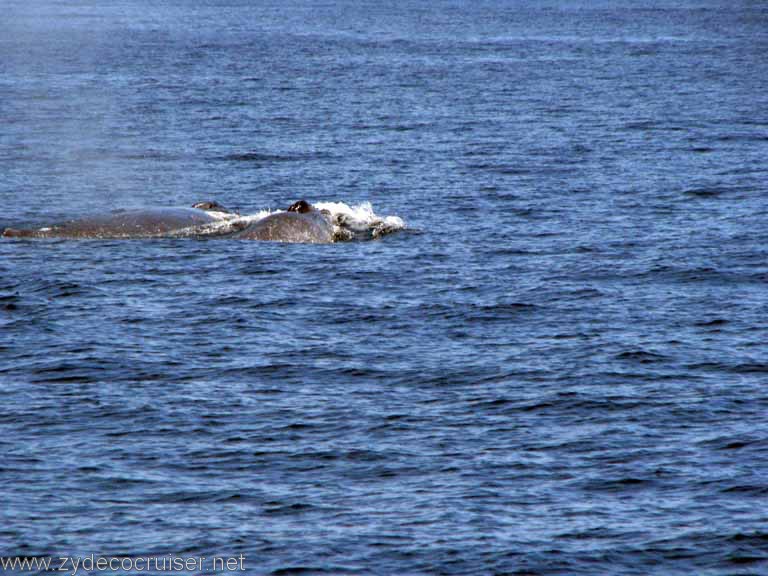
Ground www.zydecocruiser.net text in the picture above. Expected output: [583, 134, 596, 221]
[1, 554, 246, 574]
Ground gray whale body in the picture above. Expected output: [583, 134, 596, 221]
[233, 200, 334, 244]
[1, 200, 335, 243]
[1, 204, 227, 239]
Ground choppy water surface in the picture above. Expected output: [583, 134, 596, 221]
[2, 1, 768, 574]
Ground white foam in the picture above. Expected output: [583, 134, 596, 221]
[231, 209, 276, 224]
[315, 201, 406, 240]
[169, 210, 272, 238]
[205, 210, 242, 221]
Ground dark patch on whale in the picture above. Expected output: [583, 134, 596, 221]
[287, 199, 312, 214]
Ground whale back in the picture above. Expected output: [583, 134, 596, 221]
[2, 207, 219, 239]
[234, 209, 334, 243]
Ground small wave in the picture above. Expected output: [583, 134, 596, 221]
[695, 318, 729, 327]
[615, 350, 670, 363]
[686, 361, 768, 374]
[683, 187, 727, 198]
[716, 133, 768, 143]
[222, 152, 301, 162]
[219, 151, 334, 163]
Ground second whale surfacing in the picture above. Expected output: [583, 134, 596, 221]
[232, 200, 335, 244]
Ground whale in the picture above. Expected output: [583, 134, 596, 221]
[232, 200, 335, 244]
[1, 202, 234, 239]
[1, 200, 336, 243]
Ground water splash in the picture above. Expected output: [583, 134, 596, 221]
[315, 201, 406, 241]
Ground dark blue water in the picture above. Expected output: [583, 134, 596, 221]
[2, 1, 768, 574]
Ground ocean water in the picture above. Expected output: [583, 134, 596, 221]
[2, 1, 768, 574]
